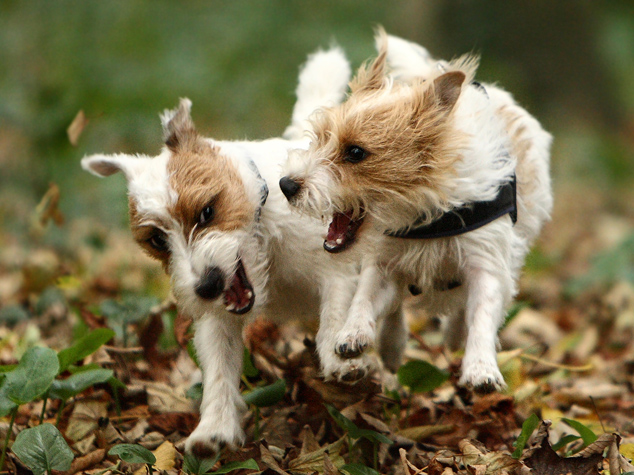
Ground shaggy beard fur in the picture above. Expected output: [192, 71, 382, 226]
[281, 30, 552, 391]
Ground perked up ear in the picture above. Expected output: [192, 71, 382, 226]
[81, 153, 147, 181]
[349, 27, 389, 94]
[431, 71, 466, 113]
[160, 98, 202, 152]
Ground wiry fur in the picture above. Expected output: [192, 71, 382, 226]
[282, 32, 553, 391]
[80, 47, 378, 456]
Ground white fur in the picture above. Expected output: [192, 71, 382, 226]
[81, 47, 366, 455]
[283, 47, 351, 140]
[282, 34, 553, 391]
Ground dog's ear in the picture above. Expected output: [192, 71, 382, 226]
[81, 153, 150, 181]
[349, 28, 388, 94]
[430, 71, 465, 113]
[160, 98, 203, 153]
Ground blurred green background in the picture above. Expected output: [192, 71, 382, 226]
[1, 0, 633, 240]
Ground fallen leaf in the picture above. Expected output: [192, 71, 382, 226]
[396, 424, 455, 442]
[147, 412, 197, 435]
[133, 440, 176, 474]
[66, 400, 109, 442]
[288, 435, 346, 474]
[260, 443, 290, 475]
[31, 184, 64, 235]
[67, 109, 88, 146]
[522, 421, 604, 475]
[67, 448, 106, 474]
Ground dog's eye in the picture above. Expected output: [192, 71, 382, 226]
[148, 231, 168, 252]
[344, 145, 368, 164]
[199, 205, 215, 226]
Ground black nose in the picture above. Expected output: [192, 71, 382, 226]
[195, 267, 225, 300]
[279, 176, 301, 200]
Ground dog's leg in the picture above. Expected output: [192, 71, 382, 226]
[459, 266, 508, 392]
[317, 274, 368, 382]
[444, 309, 467, 351]
[376, 303, 407, 373]
[334, 263, 400, 360]
[186, 315, 246, 457]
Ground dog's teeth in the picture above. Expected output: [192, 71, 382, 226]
[335, 238, 343, 245]
[226, 303, 236, 311]
[246, 290, 253, 300]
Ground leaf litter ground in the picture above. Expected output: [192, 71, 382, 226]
[1, 184, 634, 474]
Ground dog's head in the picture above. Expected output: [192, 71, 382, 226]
[83, 99, 264, 316]
[281, 33, 476, 253]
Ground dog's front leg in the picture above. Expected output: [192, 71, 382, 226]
[334, 260, 400, 361]
[459, 266, 508, 392]
[316, 274, 367, 382]
[186, 315, 246, 457]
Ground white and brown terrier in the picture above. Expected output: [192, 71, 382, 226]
[281, 32, 553, 392]
[81, 48, 376, 456]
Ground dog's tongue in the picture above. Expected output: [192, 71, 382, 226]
[223, 259, 255, 315]
[324, 211, 364, 253]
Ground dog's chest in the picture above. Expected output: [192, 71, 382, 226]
[380, 236, 462, 289]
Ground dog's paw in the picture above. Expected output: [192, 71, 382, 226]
[185, 420, 245, 457]
[458, 359, 506, 393]
[334, 326, 375, 359]
[321, 351, 373, 383]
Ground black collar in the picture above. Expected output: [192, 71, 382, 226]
[386, 175, 517, 240]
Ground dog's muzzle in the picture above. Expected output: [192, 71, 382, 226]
[279, 176, 301, 201]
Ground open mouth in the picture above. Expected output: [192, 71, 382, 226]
[223, 259, 255, 314]
[324, 210, 364, 253]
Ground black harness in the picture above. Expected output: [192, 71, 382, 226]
[386, 175, 517, 239]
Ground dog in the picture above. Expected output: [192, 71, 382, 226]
[81, 47, 377, 456]
[280, 31, 553, 392]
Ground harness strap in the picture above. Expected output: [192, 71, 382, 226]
[386, 175, 517, 240]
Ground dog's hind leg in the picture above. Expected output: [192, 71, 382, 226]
[185, 316, 246, 457]
[283, 47, 351, 140]
[376, 303, 407, 373]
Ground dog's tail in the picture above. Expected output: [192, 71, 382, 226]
[283, 46, 351, 140]
[381, 33, 440, 82]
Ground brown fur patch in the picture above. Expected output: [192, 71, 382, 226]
[312, 71, 468, 215]
[129, 200, 171, 270]
[167, 141, 253, 239]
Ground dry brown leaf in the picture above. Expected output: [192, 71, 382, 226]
[144, 381, 192, 413]
[67, 109, 88, 146]
[147, 412, 197, 435]
[299, 425, 321, 456]
[66, 400, 109, 442]
[260, 443, 290, 475]
[65, 448, 106, 474]
[287, 436, 346, 474]
[523, 421, 604, 475]
[397, 424, 455, 442]
[323, 453, 338, 475]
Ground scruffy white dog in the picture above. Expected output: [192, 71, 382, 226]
[281, 31, 553, 392]
[81, 48, 372, 456]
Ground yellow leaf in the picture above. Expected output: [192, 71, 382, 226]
[620, 443, 634, 460]
[134, 441, 176, 475]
